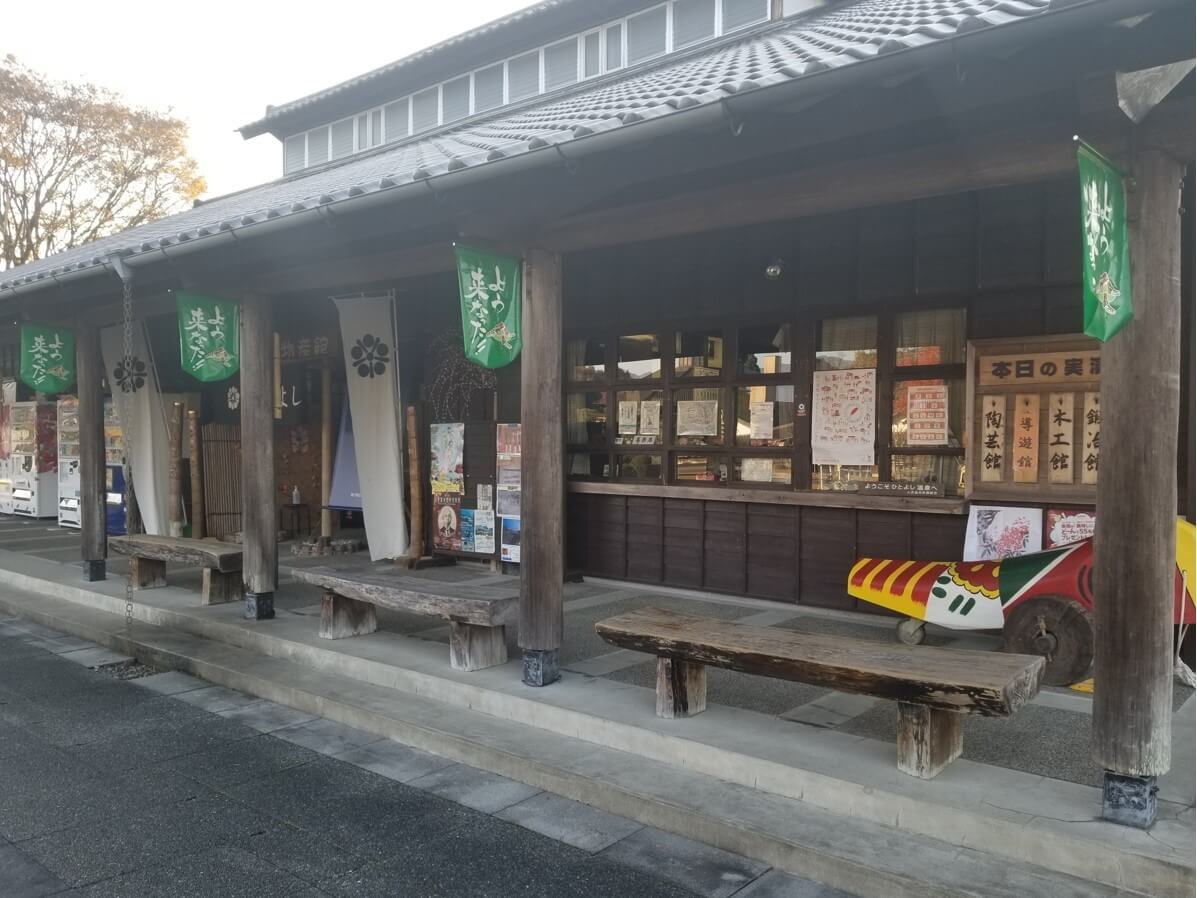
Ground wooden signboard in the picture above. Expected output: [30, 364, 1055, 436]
[966, 335, 1100, 504]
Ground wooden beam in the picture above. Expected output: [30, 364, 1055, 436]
[188, 409, 205, 540]
[320, 363, 334, 543]
[240, 293, 278, 620]
[1092, 150, 1184, 814]
[77, 325, 106, 581]
[519, 248, 564, 686]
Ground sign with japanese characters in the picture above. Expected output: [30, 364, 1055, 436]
[640, 400, 661, 437]
[749, 401, 774, 442]
[1047, 392, 1074, 484]
[1046, 508, 1096, 547]
[906, 384, 948, 447]
[19, 323, 74, 393]
[1078, 141, 1132, 342]
[676, 400, 719, 437]
[618, 400, 639, 435]
[978, 351, 1101, 387]
[811, 369, 875, 466]
[176, 293, 239, 383]
[1082, 392, 1100, 485]
[1012, 394, 1040, 483]
[980, 395, 1006, 482]
[454, 244, 522, 369]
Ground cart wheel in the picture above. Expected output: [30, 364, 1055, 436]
[896, 618, 927, 646]
[1004, 595, 1094, 686]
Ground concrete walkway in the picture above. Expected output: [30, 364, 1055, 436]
[0, 617, 849, 898]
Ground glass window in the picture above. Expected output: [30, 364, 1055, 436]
[811, 463, 877, 491]
[442, 76, 471, 123]
[412, 87, 440, 133]
[473, 64, 505, 112]
[673, 387, 724, 446]
[674, 454, 726, 483]
[606, 24, 624, 71]
[307, 126, 329, 165]
[722, 0, 769, 32]
[615, 390, 663, 446]
[891, 379, 965, 448]
[507, 51, 541, 102]
[617, 334, 662, 380]
[583, 32, 601, 78]
[627, 6, 668, 65]
[734, 456, 792, 485]
[544, 38, 579, 92]
[384, 99, 409, 142]
[331, 119, 354, 158]
[896, 308, 966, 367]
[566, 337, 606, 382]
[370, 110, 382, 147]
[891, 455, 966, 496]
[616, 453, 662, 481]
[566, 391, 607, 446]
[569, 452, 609, 480]
[738, 322, 791, 375]
[816, 315, 877, 370]
[284, 135, 305, 173]
[735, 384, 793, 447]
[673, 0, 716, 49]
[674, 330, 724, 378]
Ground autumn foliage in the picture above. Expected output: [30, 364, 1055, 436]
[0, 55, 206, 270]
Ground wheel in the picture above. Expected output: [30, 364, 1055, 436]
[1003, 595, 1094, 686]
[896, 618, 927, 646]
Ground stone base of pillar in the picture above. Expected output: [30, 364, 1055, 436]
[1101, 772, 1158, 828]
[522, 649, 560, 687]
[82, 560, 106, 582]
[244, 591, 275, 621]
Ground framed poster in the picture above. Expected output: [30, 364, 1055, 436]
[963, 505, 1043, 561]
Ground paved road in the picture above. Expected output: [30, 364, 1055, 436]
[0, 616, 854, 898]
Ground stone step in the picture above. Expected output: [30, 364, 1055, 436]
[0, 582, 1172, 898]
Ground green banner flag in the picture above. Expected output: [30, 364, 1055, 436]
[454, 244, 522, 369]
[177, 292, 240, 382]
[19, 323, 75, 393]
[1078, 141, 1133, 342]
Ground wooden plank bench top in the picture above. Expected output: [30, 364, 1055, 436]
[290, 566, 518, 672]
[109, 535, 242, 573]
[596, 607, 1045, 778]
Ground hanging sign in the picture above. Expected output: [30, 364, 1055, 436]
[1047, 392, 1075, 484]
[1012, 394, 1040, 483]
[454, 244, 522, 369]
[1077, 141, 1132, 341]
[1082, 392, 1101, 485]
[19, 323, 75, 393]
[176, 293, 240, 383]
[980, 395, 1006, 482]
[906, 384, 949, 447]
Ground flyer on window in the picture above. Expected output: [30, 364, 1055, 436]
[811, 368, 875, 466]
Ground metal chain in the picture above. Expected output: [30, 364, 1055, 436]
[121, 276, 135, 635]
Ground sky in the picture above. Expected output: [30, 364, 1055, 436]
[5, 0, 532, 199]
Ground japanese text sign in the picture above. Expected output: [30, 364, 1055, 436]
[176, 293, 240, 383]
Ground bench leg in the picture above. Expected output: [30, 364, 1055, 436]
[656, 657, 707, 719]
[129, 557, 166, 590]
[319, 591, 377, 639]
[896, 702, 964, 779]
[201, 569, 240, 605]
[449, 623, 507, 671]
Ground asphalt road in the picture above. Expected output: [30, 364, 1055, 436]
[0, 616, 853, 898]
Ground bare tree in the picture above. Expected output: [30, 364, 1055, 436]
[0, 55, 206, 270]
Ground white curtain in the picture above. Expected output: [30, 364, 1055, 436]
[334, 294, 409, 560]
[101, 322, 172, 536]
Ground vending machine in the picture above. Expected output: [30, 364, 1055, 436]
[11, 402, 58, 518]
[57, 397, 81, 528]
[104, 400, 127, 536]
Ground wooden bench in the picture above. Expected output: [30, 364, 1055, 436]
[289, 566, 517, 672]
[596, 607, 1045, 779]
[109, 535, 243, 605]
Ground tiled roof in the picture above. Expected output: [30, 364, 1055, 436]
[0, 0, 1053, 296]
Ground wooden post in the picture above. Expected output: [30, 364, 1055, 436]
[405, 404, 425, 563]
[1092, 149, 1185, 828]
[896, 703, 964, 779]
[168, 401, 184, 537]
[77, 326, 106, 581]
[320, 362, 333, 544]
[188, 409, 205, 539]
[656, 657, 707, 719]
[518, 248, 564, 686]
[240, 294, 277, 620]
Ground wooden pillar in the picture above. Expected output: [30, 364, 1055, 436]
[518, 248, 564, 686]
[240, 293, 277, 620]
[77, 326, 106, 581]
[188, 409, 205, 539]
[1092, 149, 1185, 827]
[168, 401, 184, 537]
[320, 362, 334, 544]
[405, 404, 425, 562]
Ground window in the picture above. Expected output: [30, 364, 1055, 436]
[673, 0, 716, 49]
[817, 316, 877, 370]
[617, 453, 663, 481]
[735, 385, 793, 447]
[738, 322, 791, 375]
[474, 64, 505, 112]
[384, 99, 409, 142]
[356, 115, 369, 151]
[507, 51, 541, 102]
[331, 119, 354, 159]
[627, 6, 668, 65]
[674, 330, 723, 378]
[673, 387, 725, 447]
[544, 38, 579, 92]
[567, 391, 608, 446]
[412, 87, 440, 133]
[895, 308, 966, 367]
[566, 337, 607, 382]
[734, 456, 791, 485]
[583, 32, 602, 78]
[616, 390, 663, 446]
[284, 135, 305, 174]
[606, 23, 625, 71]
[722, 0, 769, 31]
[307, 126, 329, 165]
[442, 77, 471, 123]
[370, 110, 382, 147]
[617, 334, 662, 380]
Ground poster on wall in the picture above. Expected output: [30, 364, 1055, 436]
[460, 508, 476, 554]
[906, 384, 948, 447]
[618, 400, 639, 435]
[1045, 509, 1096, 548]
[811, 369, 876, 466]
[433, 496, 462, 551]
[676, 400, 718, 436]
[473, 509, 496, 554]
[741, 458, 774, 483]
[749, 402, 774, 442]
[640, 400, 661, 437]
[963, 505, 1043, 561]
[500, 516, 521, 563]
[430, 423, 465, 495]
